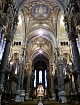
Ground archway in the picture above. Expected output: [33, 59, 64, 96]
[30, 54, 49, 99]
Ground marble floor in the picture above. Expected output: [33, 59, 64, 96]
[4, 100, 80, 105]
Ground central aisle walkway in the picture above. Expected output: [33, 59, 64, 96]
[4, 100, 80, 105]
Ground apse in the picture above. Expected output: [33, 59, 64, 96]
[34, 59, 47, 88]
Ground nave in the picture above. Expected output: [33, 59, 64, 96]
[1, 0, 80, 105]
[4, 100, 80, 105]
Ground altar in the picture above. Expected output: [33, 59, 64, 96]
[37, 85, 44, 97]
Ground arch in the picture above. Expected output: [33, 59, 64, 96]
[31, 49, 50, 64]
[27, 24, 54, 36]
[27, 28, 56, 49]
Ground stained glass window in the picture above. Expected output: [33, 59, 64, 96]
[34, 70, 36, 87]
[45, 70, 47, 88]
[39, 70, 42, 83]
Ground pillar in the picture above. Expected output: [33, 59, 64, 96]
[25, 64, 32, 100]
[71, 40, 80, 72]
[51, 74, 56, 100]
[20, 65, 25, 102]
[25, 74, 31, 100]
[64, 1, 80, 100]
[15, 62, 22, 102]
[57, 58, 67, 103]
[0, 39, 11, 105]
[55, 48, 67, 103]
[70, 39, 80, 100]
[25, 75, 31, 100]
[50, 65, 56, 100]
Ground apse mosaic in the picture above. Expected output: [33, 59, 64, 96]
[32, 4, 50, 20]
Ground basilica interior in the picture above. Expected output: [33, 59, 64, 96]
[0, 0, 80, 105]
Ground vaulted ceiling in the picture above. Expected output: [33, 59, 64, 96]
[14, 0, 68, 66]
[16, 0, 66, 9]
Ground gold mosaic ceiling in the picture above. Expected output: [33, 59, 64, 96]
[17, 0, 64, 61]
[21, 0, 61, 22]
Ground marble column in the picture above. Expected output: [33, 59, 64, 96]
[71, 40, 80, 72]
[70, 38, 80, 101]
[15, 62, 22, 102]
[20, 65, 25, 102]
[57, 58, 67, 103]
[71, 40, 80, 96]
[0, 38, 11, 105]
[50, 65, 56, 100]
[25, 74, 31, 100]
[64, 2, 80, 98]
[51, 74, 56, 100]
[57, 66, 61, 94]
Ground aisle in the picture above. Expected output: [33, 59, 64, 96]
[4, 100, 80, 105]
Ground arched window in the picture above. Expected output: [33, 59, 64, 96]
[45, 70, 47, 88]
[60, 15, 67, 36]
[39, 70, 42, 83]
[34, 70, 36, 87]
